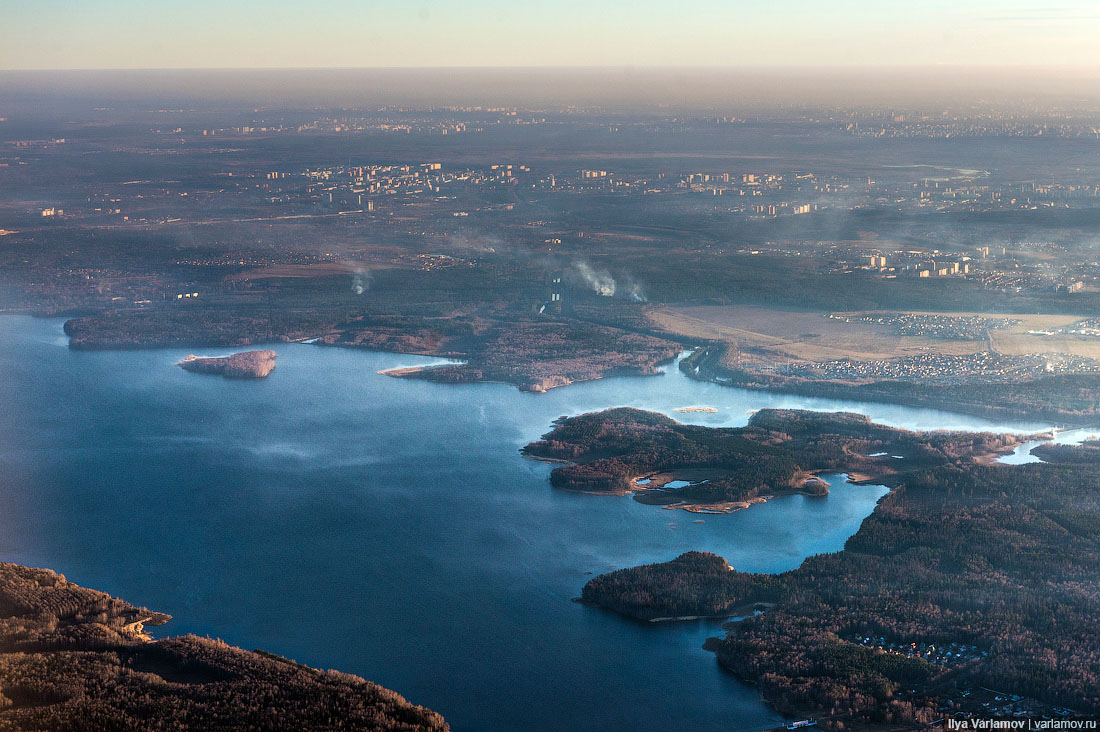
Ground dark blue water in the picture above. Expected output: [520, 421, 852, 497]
[0, 316, 1054, 732]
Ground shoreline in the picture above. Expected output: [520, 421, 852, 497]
[0, 560, 448, 730]
[378, 360, 674, 393]
[680, 347, 1097, 428]
[521, 465, 844, 514]
[650, 481, 832, 515]
[32, 312, 1091, 427]
[523, 408, 1050, 538]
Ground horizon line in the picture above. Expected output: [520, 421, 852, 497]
[5, 63, 1100, 74]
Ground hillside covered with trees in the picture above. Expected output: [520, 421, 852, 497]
[582, 441, 1100, 725]
[0, 563, 448, 731]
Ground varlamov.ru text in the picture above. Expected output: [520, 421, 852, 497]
[948, 721, 1098, 730]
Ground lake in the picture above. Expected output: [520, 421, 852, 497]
[0, 315, 1059, 732]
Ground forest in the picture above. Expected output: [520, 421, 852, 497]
[0, 563, 448, 731]
[522, 406, 1023, 507]
[581, 438, 1100, 725]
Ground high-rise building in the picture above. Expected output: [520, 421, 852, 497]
[544, 271, 564, 314]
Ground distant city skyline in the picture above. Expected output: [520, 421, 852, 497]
[5, 0, 1100, 71]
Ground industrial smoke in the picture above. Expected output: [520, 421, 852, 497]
[351, 267, 372, 295]
[575, 261, 616, 296]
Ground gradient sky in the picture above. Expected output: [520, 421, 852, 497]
[4, 0, 1100, 70]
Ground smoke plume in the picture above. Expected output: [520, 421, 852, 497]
[575, 261, 616, 296]
[351, 267, 372, 295]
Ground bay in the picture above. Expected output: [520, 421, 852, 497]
[0, 315, 1056, 731]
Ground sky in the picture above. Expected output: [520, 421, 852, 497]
[4, 0, 1100, 70]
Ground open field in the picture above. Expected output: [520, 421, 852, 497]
[650, 305, 1100, 363]
[991, 327, 1100, 358]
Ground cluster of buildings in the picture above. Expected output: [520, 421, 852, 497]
[834, 107, 1100, 139]
[254, 161, 532, 212]
[1043, 318, 1100, 338]
[850, 636, 986, 668]
[530, 167, 846, 218]
[786, 351, 1100, 385]
[827, 313, 1019, 340]
[831, 250, 975, 278]
[189, 118, 472, 138]
[870, 176, 1100, 214]
[911, 260, 971, 278]
[170, 108, 564, 141]
[968, 266, 1086, 294]
[943, 687, 1079, 723]
[404, 253, 474, 271]
[829, 247, 1091, 294]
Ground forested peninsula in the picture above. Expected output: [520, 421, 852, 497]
[522, 407, 1029, 512]
[560, 410, 1100, 726]
[0, 563, 447, 731]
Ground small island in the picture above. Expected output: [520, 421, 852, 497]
[66, 308, 680, 393]
[522, 407, 1030, 513]
[178, 349, 277, 378]
[0, 562, 447, 731]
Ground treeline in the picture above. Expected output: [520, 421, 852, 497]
[582, 446, 1100, 720]
[0, 563, 448, 731]
[1030, 441, 1100, 465]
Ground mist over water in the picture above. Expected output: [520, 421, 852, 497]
[0, 316, 1061, 732]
